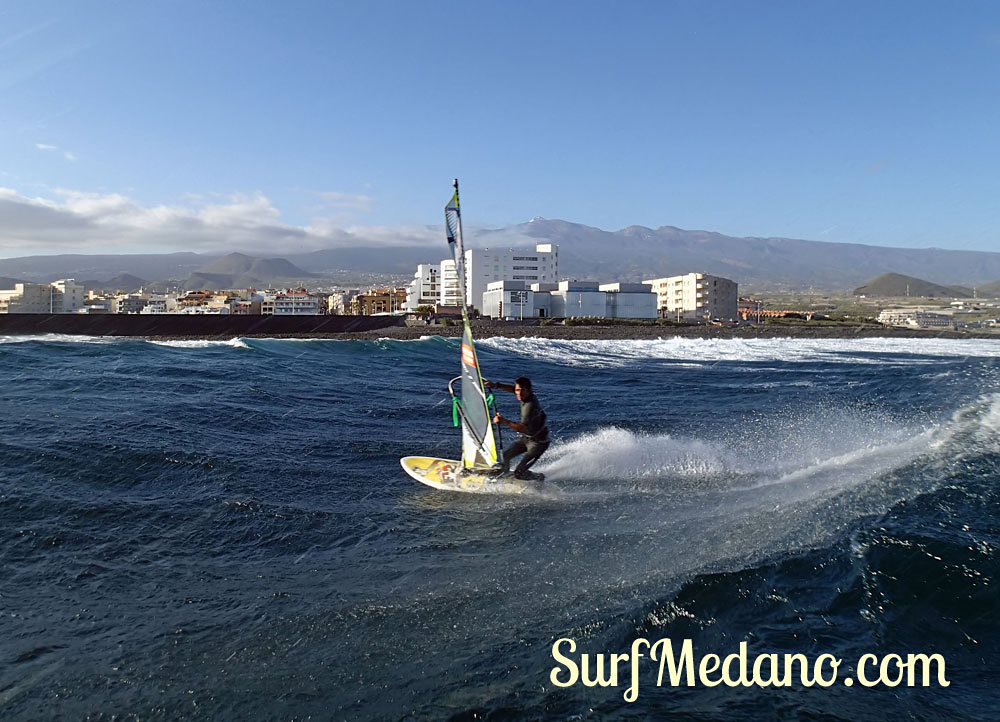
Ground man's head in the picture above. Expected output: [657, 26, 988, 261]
[514, 376, 533, 401]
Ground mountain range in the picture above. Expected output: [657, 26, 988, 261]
[2, 220, 1000, 292]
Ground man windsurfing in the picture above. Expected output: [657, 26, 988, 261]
[484, 376, 550, 480]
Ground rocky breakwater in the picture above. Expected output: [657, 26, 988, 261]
[339, 318, 1000, 341]
[0, 313, 406, 338]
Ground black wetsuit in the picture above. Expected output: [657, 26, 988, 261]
[501, 392, 550, 479]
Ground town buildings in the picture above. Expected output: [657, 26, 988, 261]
[465, 244, 558, 314]
[405, 243, 560, 314]
[0, 250, 744, 325]
[0, 280, 85, 313]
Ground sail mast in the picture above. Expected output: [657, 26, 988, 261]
[445, 179, 499, 469]
[445, 178, 471, 320]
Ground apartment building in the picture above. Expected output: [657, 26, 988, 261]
[439, 260, 462, 307]
[51, 279, 86, 313]
[114, 294, 150, 314]
[406, 264, 442, 310]
[643, 273, 738, 322]
[327, 290, 361, 315]
[273, 290, 321, 315]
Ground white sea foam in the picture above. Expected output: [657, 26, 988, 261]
[479, 335, 1000, 368]
[147, 337, 250, 349]
[0, 333, 120, 345]
[536, 394, 950, 499]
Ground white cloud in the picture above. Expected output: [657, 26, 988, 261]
[0, 186, 449, 258]
[34, 142, 77, 161]
[317, 190, 374, 212]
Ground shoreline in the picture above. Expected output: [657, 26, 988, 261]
[153, 321, 1000, 342]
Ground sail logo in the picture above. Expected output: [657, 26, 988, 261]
[462, 343, 477, 367]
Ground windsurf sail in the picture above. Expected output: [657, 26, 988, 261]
[445, 180, 500, 470]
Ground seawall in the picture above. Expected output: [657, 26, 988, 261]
[0, 313, 406, 338]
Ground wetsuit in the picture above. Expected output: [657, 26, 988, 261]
[500, 392, 550, 479]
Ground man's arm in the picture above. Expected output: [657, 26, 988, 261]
[494, 412, 527, 434]
[484, 380, 514, 393]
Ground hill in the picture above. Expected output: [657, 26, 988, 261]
[974, 280, 1000, 297]
[169, 253, 314, 290]
[196, 252, 311, 279]
[853, 273, 973, 298]
[79, 274, 148, 293]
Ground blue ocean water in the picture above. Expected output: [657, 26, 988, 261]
[2, 333, 999, 720]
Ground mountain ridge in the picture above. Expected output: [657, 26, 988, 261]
[3, 220, 1000, 292]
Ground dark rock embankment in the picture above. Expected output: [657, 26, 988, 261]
[2, 313, 995, 342]
[0, 313, 404, 338]
[337, 319, 999, 342]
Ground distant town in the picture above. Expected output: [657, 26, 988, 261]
[2, 242, 999, 331]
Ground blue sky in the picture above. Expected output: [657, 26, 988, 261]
[1, 0, 999, 258]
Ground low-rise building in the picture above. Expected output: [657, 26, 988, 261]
[549, 281, 608, 318]
[599, 282, 658, 319]
[482, 281, 544, 320]
[139, 297, 170, 314]
[114, 294, 149, 314]
[353, 287, 408, 315]
[877, 309, 954, 329]
[481, 280, 656, 320]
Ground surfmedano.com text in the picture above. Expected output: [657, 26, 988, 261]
[549, 638, 950, 702]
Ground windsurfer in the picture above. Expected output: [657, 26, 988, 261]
[485, 376, 550, 480]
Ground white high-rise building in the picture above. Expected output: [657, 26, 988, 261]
[464, 243, 558, 313]
[406, 264, 442, 311]
[440, 259, 462, 307]
[643, 273, 738, 322]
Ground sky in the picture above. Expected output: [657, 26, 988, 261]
[1, 0, 999, 258]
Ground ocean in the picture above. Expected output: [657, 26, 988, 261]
[2, 333, 998, 720]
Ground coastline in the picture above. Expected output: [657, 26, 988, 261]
[3, 311, 995, 341]
[289, 320, 1000, 342]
